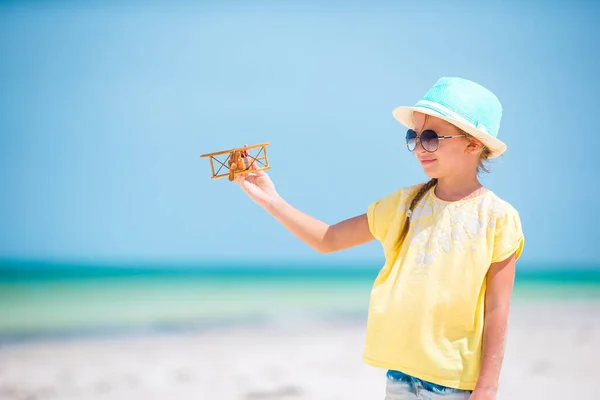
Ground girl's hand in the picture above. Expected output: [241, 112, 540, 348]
[234, 161, 281, 209]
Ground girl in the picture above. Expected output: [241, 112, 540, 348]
[234, 77, 524, 400]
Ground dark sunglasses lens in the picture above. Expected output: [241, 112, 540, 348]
[421, 130, 439, 151]
[406, 129, 417, 151]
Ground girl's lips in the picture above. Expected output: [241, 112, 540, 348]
[420, 159, 436, 165]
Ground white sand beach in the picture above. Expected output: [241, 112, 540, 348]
[0, 298, 598, 400]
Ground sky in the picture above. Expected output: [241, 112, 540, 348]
[0, 0, 598, 268]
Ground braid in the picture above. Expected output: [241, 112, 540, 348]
[394, 178, 437, 252]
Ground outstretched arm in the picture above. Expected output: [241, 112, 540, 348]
[267, 197, 374, 253]
[472, 252, 517, 399]
[235, 164, 374, 253]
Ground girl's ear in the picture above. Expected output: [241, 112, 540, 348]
[465, 137, 482, 154]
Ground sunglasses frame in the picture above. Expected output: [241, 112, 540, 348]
[405, 129, 466, 153]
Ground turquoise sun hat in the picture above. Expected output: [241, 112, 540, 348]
[392, 77, 506, 158]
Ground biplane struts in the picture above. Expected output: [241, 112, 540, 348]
[199, 142, 271, 181]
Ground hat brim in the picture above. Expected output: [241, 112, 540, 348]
[392, 106, 506, 159]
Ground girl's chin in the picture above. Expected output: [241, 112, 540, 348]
[422, 165, 440, 178]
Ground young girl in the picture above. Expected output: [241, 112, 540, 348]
[234, 77, 524, 400]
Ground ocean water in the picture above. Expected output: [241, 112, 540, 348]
[1, 259, 598, 344]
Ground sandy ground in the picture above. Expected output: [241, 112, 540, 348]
[0, 299, 598, 400]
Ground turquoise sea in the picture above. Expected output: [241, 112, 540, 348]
[1, 259, 599, 344]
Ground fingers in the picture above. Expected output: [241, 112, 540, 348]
[234, 171, 256, 187]
[248, 159, 267, 176]
[233, 157, 264, 187]
[234, 174, 241, 185]
[234, 172, 246, 186]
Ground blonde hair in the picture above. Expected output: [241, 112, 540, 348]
[393, 126, 491, 252]
[465, 131, 492, 174]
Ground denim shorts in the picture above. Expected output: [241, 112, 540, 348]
[385, 370, 472, 400]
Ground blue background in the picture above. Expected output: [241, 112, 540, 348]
[1, 0, 598, 269]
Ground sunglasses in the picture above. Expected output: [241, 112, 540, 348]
[405, 129, 466, 152]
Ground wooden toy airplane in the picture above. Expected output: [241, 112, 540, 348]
[199, 142, 271, 181]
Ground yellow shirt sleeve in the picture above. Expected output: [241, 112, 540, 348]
[367, 187, 410, 243]
[491, 206, 525, 263]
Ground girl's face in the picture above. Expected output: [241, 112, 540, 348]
[410, 112, 481, 179]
